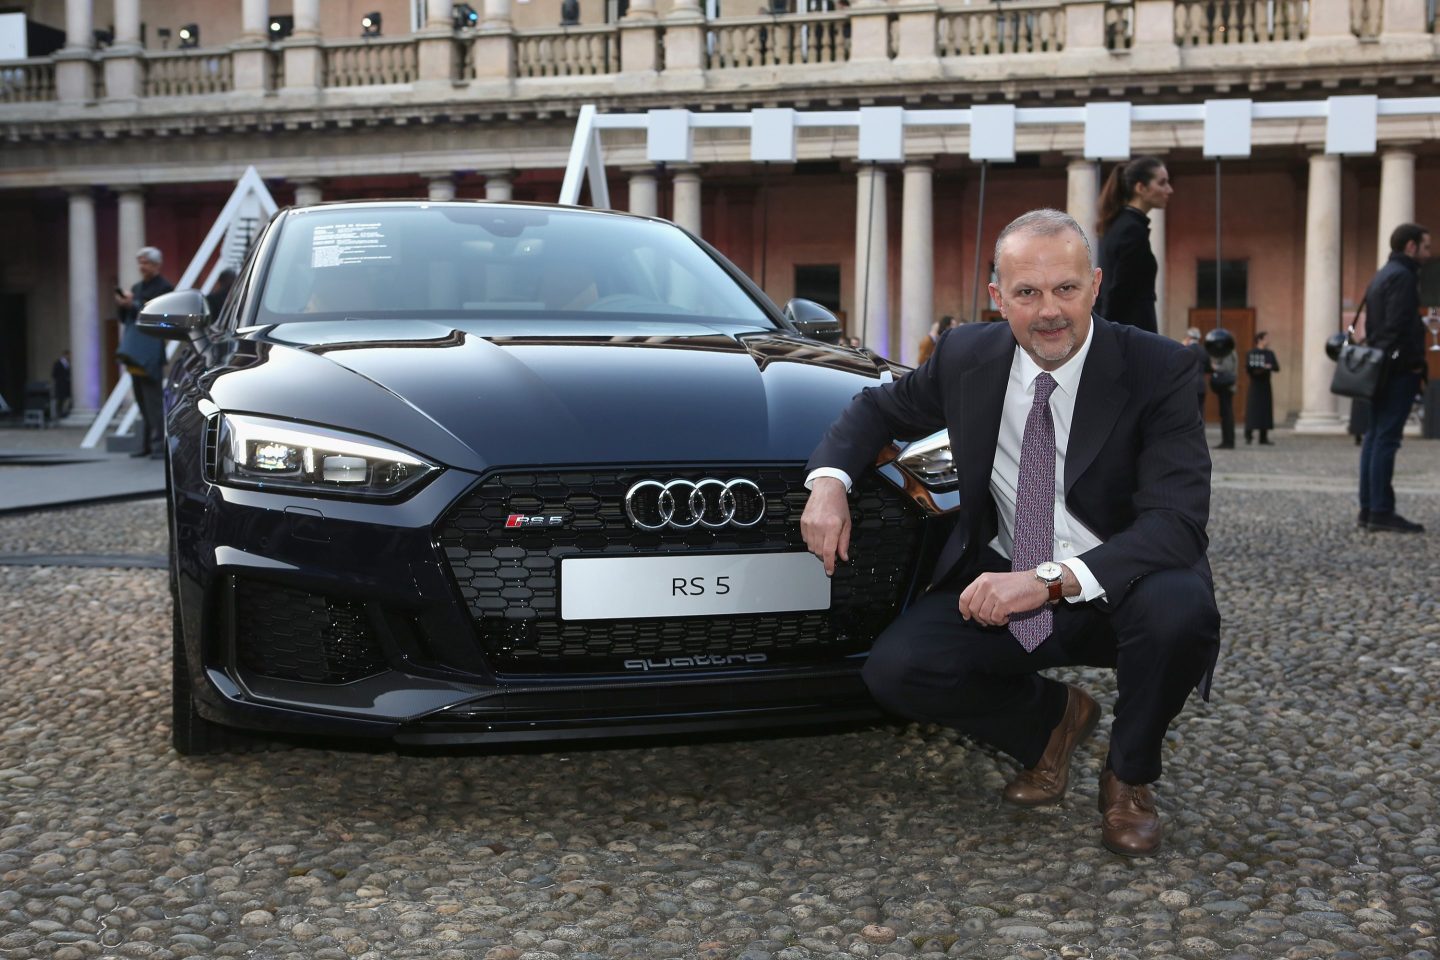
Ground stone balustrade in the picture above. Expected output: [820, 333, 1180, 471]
[142, 50, 234, 97]
[514, 26, 620, 77]
[939, 1, 1067, 55]
[1174, 0, 1310, 44]
[1105, 5, 1135, 48]
[0, 59, 56, 103]
[0, 0, 1431, 108]
[323, 39, 419, 87]
[706, 11, 853, 68]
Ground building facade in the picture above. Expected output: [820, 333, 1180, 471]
[2, 0, 1438, 428]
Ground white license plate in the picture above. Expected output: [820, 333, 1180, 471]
[560, 553, 832, 621]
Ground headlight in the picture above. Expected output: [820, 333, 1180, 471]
[896, 430, 957, 490]
[215, 413, 440, 499]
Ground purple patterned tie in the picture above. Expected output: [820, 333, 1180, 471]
[1010, 372, 1057, 652]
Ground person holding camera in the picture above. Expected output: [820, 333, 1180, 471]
[114, 246, 173, 459]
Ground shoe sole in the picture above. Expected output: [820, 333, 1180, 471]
[1101, 836, 1162, 857]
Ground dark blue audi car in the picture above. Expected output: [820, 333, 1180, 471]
[139, 201, 960, 754]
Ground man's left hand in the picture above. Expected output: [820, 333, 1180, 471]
[958, 571, 1048, 627]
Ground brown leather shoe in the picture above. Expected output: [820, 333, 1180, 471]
[1002, 684, 1099, 806]
[1098, 769, 1163, 857]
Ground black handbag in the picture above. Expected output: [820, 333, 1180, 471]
[1329, 284, 1389, 400]
[1330, 338, 1388, 400]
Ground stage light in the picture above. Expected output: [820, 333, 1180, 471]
[157, 27, 172, 48]
[93, 27, 115, 48]
[269, 15, 294, 39]
[178, 23, 199, 48]
[361, 11, 382, 36]
[453, 3, 480, 28]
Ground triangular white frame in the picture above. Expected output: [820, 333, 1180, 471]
[82, 166, 280, 449]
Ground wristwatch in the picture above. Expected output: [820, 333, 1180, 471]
[1035, 561, 1065, 605]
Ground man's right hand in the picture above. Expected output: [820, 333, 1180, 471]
[800, 476, 851, 576]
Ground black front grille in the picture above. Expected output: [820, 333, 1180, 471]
[436, 466, 924, 673]
[233, 578, 387, 684]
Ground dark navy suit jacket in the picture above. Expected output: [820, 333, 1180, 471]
[806, 317, 1214, 611]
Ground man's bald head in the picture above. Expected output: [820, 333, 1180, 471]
[993, 209, 1092, 282]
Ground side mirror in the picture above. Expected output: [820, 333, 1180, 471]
[783, 298, 844, 344]
[138, 289, 211, 340]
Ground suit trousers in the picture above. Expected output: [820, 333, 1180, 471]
[861, 550, 1219, 785]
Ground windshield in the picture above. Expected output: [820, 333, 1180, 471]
[254, 206, 774, 327]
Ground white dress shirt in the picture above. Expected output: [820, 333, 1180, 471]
[806, 325, 1108, 603]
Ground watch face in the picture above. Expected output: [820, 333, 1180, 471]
[1036, 561, 1062, 581]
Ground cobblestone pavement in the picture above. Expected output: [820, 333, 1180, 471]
[2, 433, 1439, 960]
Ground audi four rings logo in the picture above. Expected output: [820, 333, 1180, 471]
[624, 478, 766, 530]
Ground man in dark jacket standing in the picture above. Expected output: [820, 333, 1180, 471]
[115, 246, 174, 458]
[1359, 223, 1430, 533]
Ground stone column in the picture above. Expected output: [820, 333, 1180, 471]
[56, 0, 95, 102]
[1148, 207, 1167, 333]
[855, 164, 890, 356]
[620, 5, 661, 74]
[483, 0, 513, 28]
[1063, 0, 1109, 49]
[900, 160, 934, 368]
[626, 168, 658, 217]
[672, 166, 702, 235]
[242, 0, 269, 38]
[1294, 153, 1344, 434]
[848, 3, 893, 62]
[67, 188, 101, 420]
[291, 179, 323, 207]
[1066, 158, 1099, 252]
[283, 0, 324, 92]
[426, 174, 457, 201]
[483, 171, 514, 201]
[474, 0, 516, 79]
[294, 0, 321, 33]
[662, 0, 705, 73]
[102, 0, 143, 100]
[116, 187, 146, 292]
[1376, 148, 1416, 268]
[1131, 0, 1177, 45]
[895, 4, 939, 63]
[233, 0, 272, 93]
[419, 0, 458, 82]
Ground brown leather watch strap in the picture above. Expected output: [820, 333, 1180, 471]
[1047, 577, 1064, 604]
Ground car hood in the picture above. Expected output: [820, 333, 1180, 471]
[205, 319, 891, 473]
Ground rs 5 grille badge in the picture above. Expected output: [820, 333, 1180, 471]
[506, 514, 567, 528]
[624, 478, 765, 531]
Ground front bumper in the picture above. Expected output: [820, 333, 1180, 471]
[171, 462, 936, 744]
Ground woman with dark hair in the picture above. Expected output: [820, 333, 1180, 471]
[1095, 156, 1173, 334]
[1244, 330, 1279, 445]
